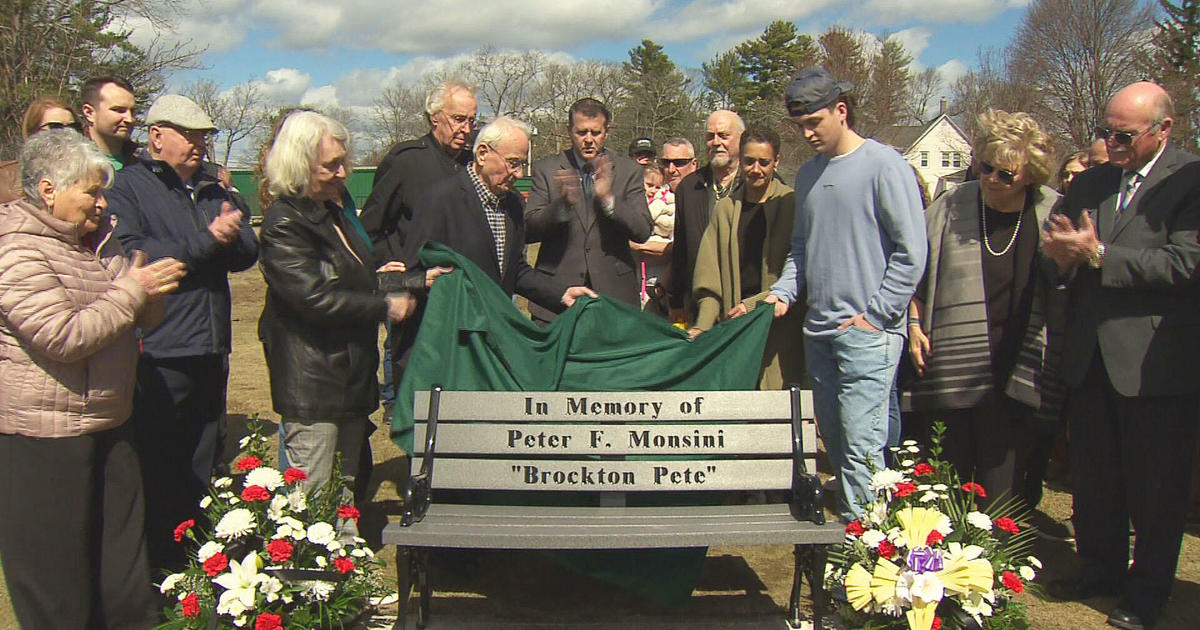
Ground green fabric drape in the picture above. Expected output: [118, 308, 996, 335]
[388, 243, 776, 607]
[390, 242, 774, 452]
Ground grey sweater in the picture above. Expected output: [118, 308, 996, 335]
[770, 139, 926, 336]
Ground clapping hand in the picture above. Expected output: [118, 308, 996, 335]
[126, 251, 187, 297]
[208, 202, 242, 245]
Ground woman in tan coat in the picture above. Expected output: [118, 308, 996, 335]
[690, 128, 805, 389]
[0, 129, 185, 630]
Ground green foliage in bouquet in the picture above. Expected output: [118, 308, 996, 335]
[155, 416, 390, 629]
[826, 423, 1041, 630]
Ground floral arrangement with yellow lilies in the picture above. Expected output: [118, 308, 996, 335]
[829, 426, 1040, 630]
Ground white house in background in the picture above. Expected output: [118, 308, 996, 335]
[874, 109, 973, 201]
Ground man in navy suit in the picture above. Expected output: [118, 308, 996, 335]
[404, 116, 595, 312]
[1044, 81, 1200, 630]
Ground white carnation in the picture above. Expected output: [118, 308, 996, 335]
[1019, 566, 1036, 581]
[198, 541, 225, 563]
[159, 573, 185, 594]
[307, 522, 336, 546]
[861, 529, 887, 549]
[869, 469, 906, 493]
[966, 511, 993, 531]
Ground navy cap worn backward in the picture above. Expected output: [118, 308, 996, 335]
[785, 67, 854, 117]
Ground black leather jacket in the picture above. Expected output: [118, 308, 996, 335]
[257, 195, 421, 419]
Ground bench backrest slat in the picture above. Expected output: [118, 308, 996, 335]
[412, 390, 816, 493]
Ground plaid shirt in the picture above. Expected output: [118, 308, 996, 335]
[467, 164, 507, 273]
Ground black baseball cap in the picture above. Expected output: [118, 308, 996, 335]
[785, 67, 855, 117]
[628, 137, 655, 156]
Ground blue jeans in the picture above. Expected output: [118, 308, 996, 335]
[805, 327, 903, 521]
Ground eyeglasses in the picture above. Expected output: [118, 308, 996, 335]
[979, 161, 1017, 185]
[444, 113, 476, 128]
[742, 156, 773, 168]
[1095, 122, 1160, 146]
[39, 121, 82, 132]
[659, 158, 694, 168]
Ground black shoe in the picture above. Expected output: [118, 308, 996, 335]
[1047, 576, 1121, 601]
[1107, 603, 1153, 630]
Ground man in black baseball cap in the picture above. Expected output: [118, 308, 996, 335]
[628, 137, 656, 165]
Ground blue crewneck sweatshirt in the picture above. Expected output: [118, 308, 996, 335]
[770, 138, 926, 337]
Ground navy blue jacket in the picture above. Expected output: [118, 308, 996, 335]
[106, 156, 259, 358]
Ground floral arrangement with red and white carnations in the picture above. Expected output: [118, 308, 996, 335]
[827, 425, 1041, 630]
[155, 417, 389, 630]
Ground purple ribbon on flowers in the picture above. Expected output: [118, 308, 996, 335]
[906, 547, 944, 573]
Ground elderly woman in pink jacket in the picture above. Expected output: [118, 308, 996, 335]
[0, 129, 186, 630]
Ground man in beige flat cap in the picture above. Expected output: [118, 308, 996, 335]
[105, 93, 259, 575]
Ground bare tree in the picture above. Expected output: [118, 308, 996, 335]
[182, 79, 270, 166]
[453, 47, 549, 120]
[370, 81, 429, 160]
[0, 0, 202, 156]
[906, 67, 943, 125]
[1007, 0, 1156, 147]
[949, 48, 1035, 142]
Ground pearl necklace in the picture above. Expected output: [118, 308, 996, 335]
[980, 191, 1024, 257]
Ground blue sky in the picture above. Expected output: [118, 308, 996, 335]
[120, 0, 1030, 160]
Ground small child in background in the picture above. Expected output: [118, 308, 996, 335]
[632, 165, 674, 316]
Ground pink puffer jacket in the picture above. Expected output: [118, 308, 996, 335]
[0, 199, 161, 437]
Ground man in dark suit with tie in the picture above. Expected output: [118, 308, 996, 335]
[525, 98, 654, 324]
[1044, 81, 1200, 630]
[403, 116, 596, 312]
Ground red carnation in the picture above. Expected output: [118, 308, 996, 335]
[894, 481, 917, 497]
[995, 517, 1020, 534]
[234, 456, 263, 472]
[845, 520, 865, 537]
[254, 612, 283, 630]
[181, 592, 200, 618]
[337, 505, 361, 522]
[1002, 570, 1024, 593]
[333, 556, 356, 574]
[877, 539, 897, 559]
[266, 539, 293, 563]
[931, 616, 942, 630]
[961, 482, 987, 498]
[913, 462, 934, 477]
[241, 485, 271, 502]
[926, 530, 945, 546]
[173, 519, 195, 543]
[202, 552, 228, 577]
[284, 467, 307, 483]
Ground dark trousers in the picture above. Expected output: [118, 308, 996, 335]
[1068, 355, 1200, 613]
[131, 354, 227, 575]
[939, 396, 1031, 509]
[0, 424, 156, 630]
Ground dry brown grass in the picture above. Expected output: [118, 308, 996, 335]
[1, 268, 1198, 628]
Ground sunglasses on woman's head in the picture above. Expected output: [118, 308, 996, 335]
[39, 121, 82, 132]
[979, 161, 1016, 185]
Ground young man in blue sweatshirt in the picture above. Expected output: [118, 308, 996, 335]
[765, 68, 926, 520]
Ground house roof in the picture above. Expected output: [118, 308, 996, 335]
[873, 114, 970, 154]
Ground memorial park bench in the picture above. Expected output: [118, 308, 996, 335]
[380, 386, 845, 629]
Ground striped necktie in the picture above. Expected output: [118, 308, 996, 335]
[1118, 172, 1140, 215]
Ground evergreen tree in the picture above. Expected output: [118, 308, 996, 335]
[701, 50, 743, 111]
[616, 40, 699, 151]
[1152, 0, 1199, 149]
[731, 21, 818, 128]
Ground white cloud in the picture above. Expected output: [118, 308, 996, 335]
[254, 68, 313, 105]
[653, 0, 838, 42]
[888, 27, 933, 64]
[114, 1, 248, 56]
[249, 0, 657, 53]
[863, 0, 1028, 24]
[937, 59, 969, 85]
